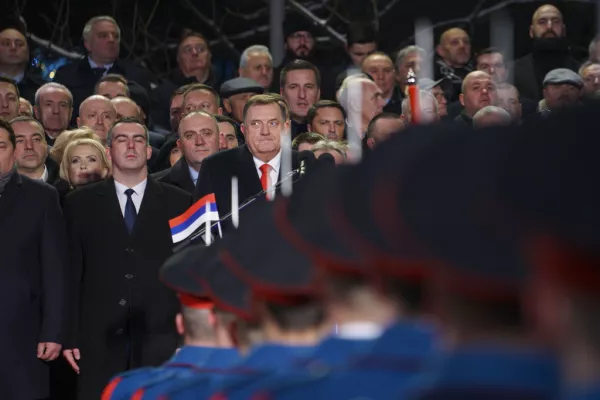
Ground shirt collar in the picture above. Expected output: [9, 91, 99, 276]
[38, 165, 48, 182]
[336, 322, 385, 340]
[0, 72, 24, 83]
[88, 56, 114, 71]
[114, 178, 147, 196]
[252, 150, 282, 174]
[188, 165, 199, 183]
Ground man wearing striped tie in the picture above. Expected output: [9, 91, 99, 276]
[194, 94, 299, 233]
[62, 117, 192, 399]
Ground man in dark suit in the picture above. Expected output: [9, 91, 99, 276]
[0, 118, 68, 400]
[62, 117, 192, 399]
[0, 15, 45, 104]
[153, 110, 221, 195]
[53, 16, 153, 124]
[194, 94, 299, 231]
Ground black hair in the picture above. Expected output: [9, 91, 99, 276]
[280, 59, 321, 89]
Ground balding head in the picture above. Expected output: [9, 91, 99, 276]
[77, 95, 117, 144]
[437, 28, 471, 68]
[460, 71, 497, 118]
[530, 4, 565, 39]
[472, 106, 511, 128]
[110, 96, 142, 121]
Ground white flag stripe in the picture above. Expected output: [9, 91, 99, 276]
[171, 211, 221, 243]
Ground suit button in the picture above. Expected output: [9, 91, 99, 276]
[126, 248, 134, 253]
[125, 274, 133, 279]
[116, 328, 124, 335]
[119, 299, 127, 306]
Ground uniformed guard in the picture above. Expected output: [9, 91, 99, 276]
[392, 124, 561, 399]
[496, 103, 600, 400]
[158, 231, 323, 400]
[100, 244, 240, 400]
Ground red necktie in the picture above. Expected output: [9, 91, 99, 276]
[259, 163, 270, 191]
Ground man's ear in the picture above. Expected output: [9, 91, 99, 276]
[223, 100, 232, 114]
[240, 123, 247, 138]
[366, 137, 375, 150]
[175, 313, 184, 336]
[459, 93, 465, 107]
[217, 107, 223, 115]
[306, 124, 312, 132]
[146, 145, 152, 161]
[34, 106, 40, 119]
[436, 44, 445, 59]
[529, 25, 534, 39]
[76, 116, 82, 127]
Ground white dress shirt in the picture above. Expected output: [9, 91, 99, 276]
[88, 57, 114, 76]
[188, 165, 199, 186]
[253, 151, 281, 196]
[36, 165, 48, 182]
[114, 179, 147, 216]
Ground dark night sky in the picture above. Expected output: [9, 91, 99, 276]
[13, 0, 599, 76]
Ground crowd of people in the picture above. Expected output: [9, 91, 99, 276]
[0, 3, 600, 399]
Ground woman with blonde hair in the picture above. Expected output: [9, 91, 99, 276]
[55, 138, 110, 204]
[49, 127, 100, 165]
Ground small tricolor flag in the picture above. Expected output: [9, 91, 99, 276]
[170, 194, 220, 243]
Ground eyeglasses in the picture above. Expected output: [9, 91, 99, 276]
[289, 32, 313, 41]
[181, 45, 207, 55]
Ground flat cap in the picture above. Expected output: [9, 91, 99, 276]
[543, 68, 583, 89]
[220, 77, 264, 99]
[418, 78, 445, 91]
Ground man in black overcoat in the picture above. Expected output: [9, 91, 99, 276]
[194, 95, 299, 232]
[62, 117, 192, 399]
[0, 118, 68, 400]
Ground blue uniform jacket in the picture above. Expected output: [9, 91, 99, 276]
[408, 345, 561, 400]
[163, 343, 313, 400]
[566, 385, 600, 400]
[101, 346, 239, 400]
[253, 321, 437, 400]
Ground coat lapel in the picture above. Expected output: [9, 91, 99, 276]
[96, 178, 130, 240]
[235, 145, 262, 200]
[0, 173, 22, 221]
[172, 158, 195, 194]
[131, 177, 163, 238]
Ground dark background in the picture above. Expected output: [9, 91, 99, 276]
[8, 0, 600, 80]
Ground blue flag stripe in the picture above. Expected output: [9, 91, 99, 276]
[170, 203, 218, 235]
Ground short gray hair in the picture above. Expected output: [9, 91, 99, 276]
[239, 45, 272, 69]
[395, 45, 426, 68]
[472, 106, 511, 128]
[401, 90, 438, 118]
[35, 83, 73, 108]
[82, 16, 121, 41]
[337, 73, 373, 112]
[589, 35, 600, 61]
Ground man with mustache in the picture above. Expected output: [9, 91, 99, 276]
[272, 13, 336, 100]
[455, 71, 498, 125]
[54, 16, 153, 124]
[62, 117, 192, 399]
[434, 27, 473, 102]
[511, 4, 579, 101]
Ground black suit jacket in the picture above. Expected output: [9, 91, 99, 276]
[152, 157, 195, 195]
[194, 145, 299, 232]
[63, 177, 191, 399]
[53, 57, 153, 123]
[18, 69, 46, 104]
[511, 53, 580, 101]
[0, 173, 68, 400]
